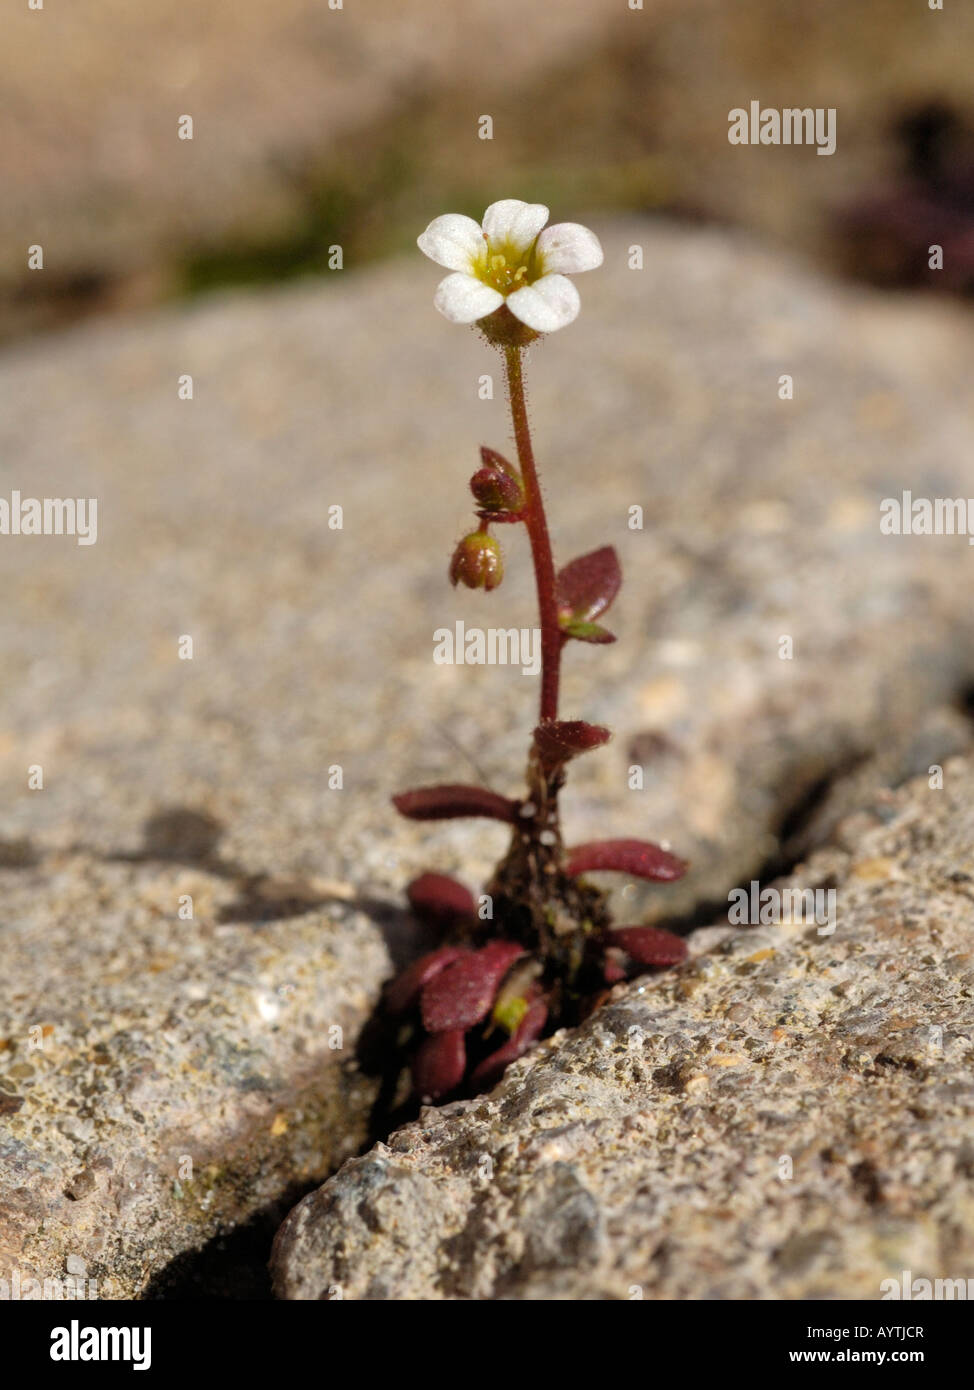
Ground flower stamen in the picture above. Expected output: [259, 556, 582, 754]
[482, 249, 531, 294]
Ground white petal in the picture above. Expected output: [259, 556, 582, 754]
[536, 222, 604, 275]
[433, 272, 504, 324]
[482, 199, 549, 255]
[506, 274, 581, 333]
[417, 214, 486, 271]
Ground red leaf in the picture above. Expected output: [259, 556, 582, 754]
[406, 873, 476, 929]
[565, 839, 687, 882]
[469, 997, 548, 1090]
[609, 925, 688, 967]
[392, 784, 518, 823]
[556, 546, 622, 624]
[384, 945, 471, 1015]
[421, 940, 526, 1033]
[534, 720, 611, 772]
[412, 1029, 467, 1102]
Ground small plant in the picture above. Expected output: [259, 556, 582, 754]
[386, 199, 688, 1103]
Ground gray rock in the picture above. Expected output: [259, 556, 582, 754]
[4, 220, 974, 1295]
[0, 850, 390, 1298]
[271, 755, 974, 1300]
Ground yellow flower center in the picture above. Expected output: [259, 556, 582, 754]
[476, 239, 535, 294]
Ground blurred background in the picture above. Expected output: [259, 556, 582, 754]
[5, 0, 974, 346]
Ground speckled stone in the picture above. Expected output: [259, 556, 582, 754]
[0, 850, 391, 1298]
[271, 756, 974, 1300]
[4, 221, 974, 1296]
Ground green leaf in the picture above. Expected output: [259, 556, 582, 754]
[559, 618, 616, 644]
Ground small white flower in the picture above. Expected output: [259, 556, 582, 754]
[417, 199, 603, 333]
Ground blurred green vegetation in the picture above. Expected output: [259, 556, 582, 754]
[179, 45, 676, 296]
[180, 154, 671, 294]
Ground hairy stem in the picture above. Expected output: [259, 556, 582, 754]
[504, 344, 561, 723]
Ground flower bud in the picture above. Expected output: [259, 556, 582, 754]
[469, 466, 524, 514]
[449, 531, 503, 590]
[479, 446, 516, 475]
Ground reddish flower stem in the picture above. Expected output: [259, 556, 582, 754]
[504, 344, 561, 723]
